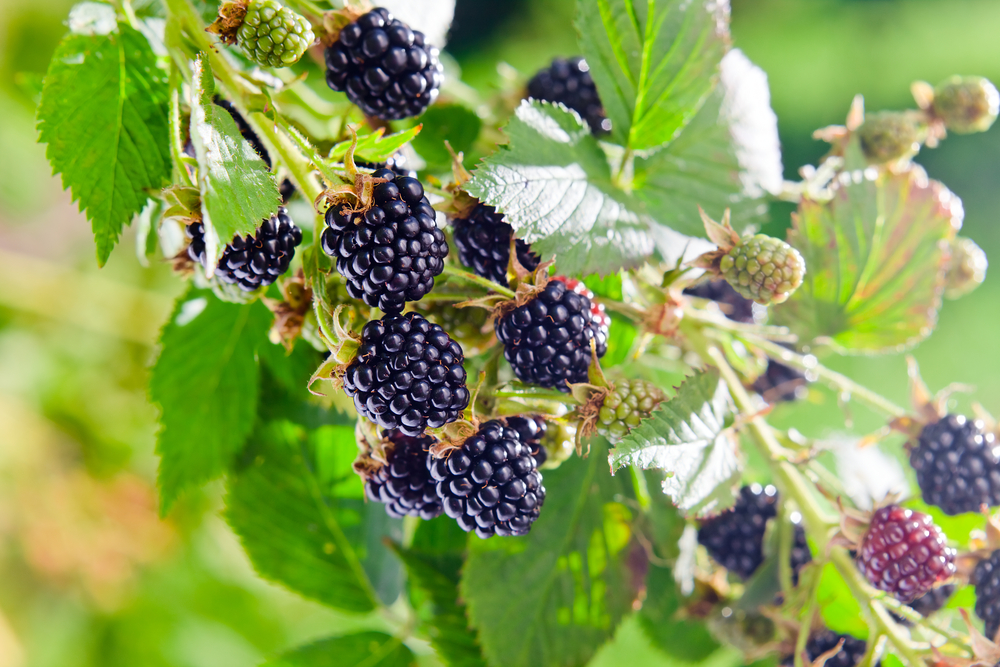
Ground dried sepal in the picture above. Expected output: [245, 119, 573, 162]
[206, 0, 249, 45]
[352, 416, 388, 481]
[263, 269, 313, 350]
[319, 3, 372, 46]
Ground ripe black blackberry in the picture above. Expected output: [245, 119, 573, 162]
[790, 520, 813, 586]
[856, 505, 956, 602]
[495, 277, 610, 392]
[186, 207, 302, 291]
[891, 583, 956, 625]
[527, 57, 609, 135]
[752, 360, 808, 404]
[698, 484, 778, 580]
[505, 415, 548, 466]
[321, 168, 447, 313]
[451, 204, 539, 285]
[364, 430, 442, 520]
[910, 414, 1000, 515]
[428, 418, 546, 539]
[790, 630, 873, 667]
[683, 279, 756, 324]
[324, 8, 443, 120]
[342, 312, 469, 436]
[975, 549, 1000, 642]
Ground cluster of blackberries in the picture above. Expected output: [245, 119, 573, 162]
[322, 168, 447, 313]
[527, 57, 609, 135]
[911, 414, 1000, 515]
[186, 207, 302, 291]
[324, 8, 443, 120]
[451, 203, 540, 286]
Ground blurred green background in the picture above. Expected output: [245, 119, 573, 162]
[0, 0, 997, 664]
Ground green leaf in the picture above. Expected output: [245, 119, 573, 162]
[261, 631, 416, 667]
[609, 369, 740, 516]
[774, 166, 961, 353]
[37, 3, 170, 266]
[328, 125, 423, 164]
[575, 0, 729, 152]
[639, 565, 720, 662]
[189, 53, 281, 270]
[150, 290, 270, 512]
[466, 100, 653, 276]
[816, 562, 868, 639]
[225, 421, 384, 613]
[411, 105, 483, 171]
[461, 440, 637, 667]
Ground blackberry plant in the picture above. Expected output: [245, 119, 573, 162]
[35, 0, 998, 664]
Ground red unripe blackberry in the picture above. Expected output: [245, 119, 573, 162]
[527, 57, 609, 135]
[427, 418, 546, 539]
[494, 277, 609, 392]
[321, 168, 447, 313]
[910, 414, 1000, 515]
[856, 505, 956, 602]
[698, 484, 778, 580]
[451, 204, 539, 285]
[683, 279, 756, 324]
[186, 207, 302, 291]
[324, 8, 443, 120]
[364, 430, 442, 519]
[975, 550, 1000, 641]
[343, 312, 469, 437]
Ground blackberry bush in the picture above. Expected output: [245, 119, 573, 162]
[910, 414, 1000, 515]
[364, 430, 442, 519]
[451, 203, 540, 285]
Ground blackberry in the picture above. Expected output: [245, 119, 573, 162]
[451, 204, 539, 285]
[342, 312, 469, 437]
[186, 207, 302, 291]
[683, 279, 755, 324]
[790, 521, 813, 586]
[527, 57, 609, 135]
[596, 378, 665, 443]
[505, 415, 548, 466]
[857, 111, 923, 163]
[698, 484, 778, 580]
[932, 76, 1000, 134]
[495, 277, 610, 392]
[788, 630, 873, 667]
[364, 430, 442, 519]
[719, 234, 805, 305]
[974, 550, 1000, 642]
[908, 583, 956, 617]
[324, 8, 443, 120]
[856, 505, 956, 602]
[752, 360, 808, 404]
[428, 418, 546, 539]
[237, 0, 314, 68]
[321, 168, 447, 313]
[910, 414, 1000, 515]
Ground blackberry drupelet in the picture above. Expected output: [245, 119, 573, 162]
[698, 484, 778, 580]
[186, 207, 302, 291]
[752, 360, 808, 404]
[428, 418, 546, 539]
[975, 550, 1000, 642]
[790, 520, 813, 586]
[321, 168, 447, 313]
[683, 279, 756, 324]
[495, 277, 610, 392]
[364, 430, 442, 519]
[911, 414, 1000, 515]
[505, 415, 548, 466]
[342, 312, 469, 436]
[451, 204, 539, 285]
[324, 8, 443, 120]
[527, 57, 609, 134]
[596, 378, 665, 443]
[792, 630, 874, 667]
[856, 505, 956, 602]
[909, 583, 956, 617]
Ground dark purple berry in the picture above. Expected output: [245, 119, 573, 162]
[527, 57, 609, 135]
[451, 204, 539, 285]
[752, 360, 808, 404]
[365, 430, 443, 519]
[698, 484, 777, 580]
[976, 550, 1000, 641]
[783, 630, 875, 667]
[683, 279, 755, 324]
[911, 414, 1000, 515]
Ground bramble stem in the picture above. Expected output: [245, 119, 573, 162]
[253, 118, 325, 206]
[492, 387, 572, 402]
[442, 265, 516, 299]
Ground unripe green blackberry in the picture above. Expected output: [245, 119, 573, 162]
[944, 236, 988, 299]
[719, 235, 805, 305]
[857, 111, 924, 163]
[932, 76, 1000, 134]
[238, 0, 314, 68]
[597, 379, 665, 442]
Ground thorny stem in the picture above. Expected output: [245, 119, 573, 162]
[441, 264, 516, 299]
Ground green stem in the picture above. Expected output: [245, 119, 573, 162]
[685, 306, 800, 342]
[442, 264, 516, 299]
[492, 386, 573, 402]
[168, 63, 195, 188]
[597, 298, 645, 322]
[271, 115, 346, 188]
[253, 116, 324, 205]
[613, 147, 634, 190]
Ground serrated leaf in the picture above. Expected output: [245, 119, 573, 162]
[261, 631, 416, 667]
[633, 49, 781, 237]
[190, 54, 280, 270]
[412, 105, 482, 171]
[466, 100, 654, 276]
[461, 440, 637, 667]
[150, 290, 270, 512]
[328, 125, 423, 164]
[774, 166, 962, 353]
[575, 0, 729, 153]
[37, 4, 170, 266]
[609, 369, 740, 515]
[226, 421, 384, 613]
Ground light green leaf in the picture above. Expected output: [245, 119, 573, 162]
[37, 4, 170, 266]
[774, 166, 962, 353]
[261, 631, 416, 667]
[575, 0, 729, 152]
[190, 53, 281, 270]
[609, 369, 740, 515]
[816, 562, 868, 639]
[461, 440, 637, 667]
[226, 421, 385, 613]
[639, 565, 720, 662]
[328, 125, 424, 164]
[411, 105, 482, 171]
[150, 290, 270, 512]
[465, 100, 653, 276]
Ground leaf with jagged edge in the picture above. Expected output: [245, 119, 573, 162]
[37, 3, 170, 266]
[461, 440, 637, 667]
[328, 125, 423, 164]
[575, 0, 730, 153]
[773, 165, 962, 353]
[189, 53, 281, 272]
[609, 369, 741, 516]
[260, 631, 416, 667]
